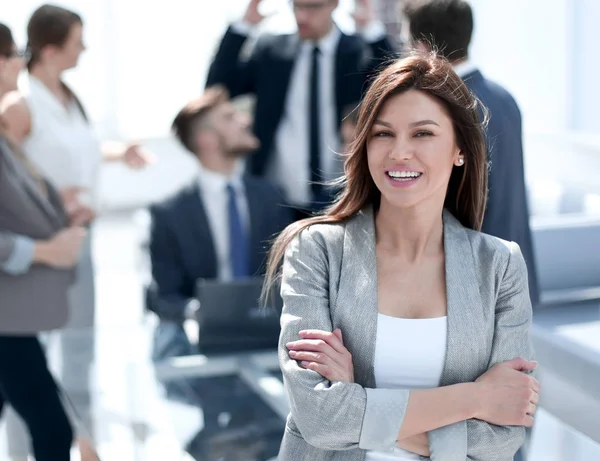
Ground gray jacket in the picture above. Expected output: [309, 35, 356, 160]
[277, 206, 534, 461]
[0, 138, 74, 334]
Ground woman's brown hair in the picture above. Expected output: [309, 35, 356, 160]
[0, 23, 14, 57]
[26, 4, 88, 121]
[262, 52, 488, 302]
[26, 4, 82, 71]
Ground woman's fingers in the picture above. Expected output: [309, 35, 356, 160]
[298, 329, 346, 354]
[289, 350, 329, 364]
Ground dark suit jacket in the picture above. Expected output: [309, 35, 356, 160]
[147, 175, 292, 320]
[463, 70, 539, 305]
[206, 26, 395, 177]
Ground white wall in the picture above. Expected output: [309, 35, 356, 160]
[468, 0, 571, 134]
[569, 0, 600, 133]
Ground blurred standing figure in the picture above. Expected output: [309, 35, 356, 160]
[0, 22, 85, 461]
[403, 0, 539, 307]
[207, 0, 396, 218]
[0, 3, 151, 451]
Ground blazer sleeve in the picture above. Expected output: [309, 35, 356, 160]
[0, 232, 35, 275]
[279, 227, 410, 452]
[428, 242, 535, 461]
[205, 26, 263, 98]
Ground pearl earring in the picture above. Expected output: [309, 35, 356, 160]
[458, 158, 464, 165]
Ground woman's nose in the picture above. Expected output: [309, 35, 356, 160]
[389, 139, 414, 160]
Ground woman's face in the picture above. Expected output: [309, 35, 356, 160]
[0, 43, 25, 91]
[45, 22, 86, 71]
[367, 89, 464, 212]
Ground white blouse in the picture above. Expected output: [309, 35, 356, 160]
[365, 314, 448, 461]
[20, 74, 102, 207]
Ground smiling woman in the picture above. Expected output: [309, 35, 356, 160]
[262, 52, 538, 461]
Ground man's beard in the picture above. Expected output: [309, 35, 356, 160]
[218, 133, 259, 158]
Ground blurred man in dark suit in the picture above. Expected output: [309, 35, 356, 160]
[207, 0, 396, 217]
[147, 86, 292, 358]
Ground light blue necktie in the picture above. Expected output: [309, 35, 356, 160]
[226, 183, 249, 278]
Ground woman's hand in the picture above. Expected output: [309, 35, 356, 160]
[474, 358, 540, 427]
[69, 204, 96, 227]
[59, 186, 85, 214]
[286, 329, 354, 383]
[34, 227, 86, 268]
[121, 143, 153, 169]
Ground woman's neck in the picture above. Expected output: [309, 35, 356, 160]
[30, 64, 64, 95]
[375, 200, 445, 262]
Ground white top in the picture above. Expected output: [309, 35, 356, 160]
[197, 161, 249, 281]
[20, 74, 103, 207]
[365, 314, 448, 461]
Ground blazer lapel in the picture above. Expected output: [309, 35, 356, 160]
[337, 207, 488, 389]
[336, 207, 379, 387]
[439, 210, 487, 385]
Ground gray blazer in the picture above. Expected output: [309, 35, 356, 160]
[0, 138, 73, 334]
[278, 206, 534, 461]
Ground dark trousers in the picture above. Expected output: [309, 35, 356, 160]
[0, 335, 73, 461]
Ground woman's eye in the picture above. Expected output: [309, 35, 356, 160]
[414, 131, 433, 138]
[372, 131, 392, 138]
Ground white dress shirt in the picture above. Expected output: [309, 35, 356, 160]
[197, 161, 249, 282]
[232, 20, 386, 206]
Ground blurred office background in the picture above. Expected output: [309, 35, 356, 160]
[1, 0, 599, 460]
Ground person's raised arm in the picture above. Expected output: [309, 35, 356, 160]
[205, 0, 266, 97]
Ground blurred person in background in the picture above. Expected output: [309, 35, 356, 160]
[0, 22, 99, 461]
[207, 0, 396, 219]
[147, 86, 291, 460]
[148, 85, 292, 360]
[0, 5, 153, 445]
[403, 0, 539, 309]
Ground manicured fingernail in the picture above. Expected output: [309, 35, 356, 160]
[301, 361, 310, 367]
[289, 351, 297, 357]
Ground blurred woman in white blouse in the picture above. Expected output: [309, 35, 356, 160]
[0, 3, 151, 450]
